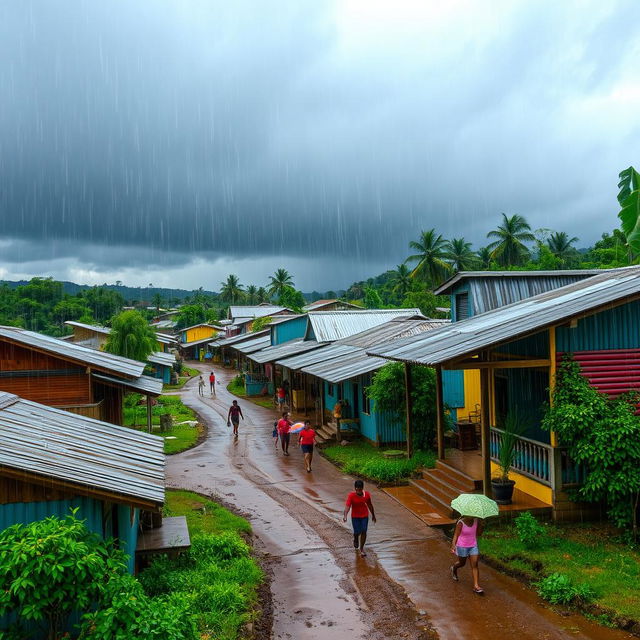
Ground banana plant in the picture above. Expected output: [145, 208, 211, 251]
[617, 166, 640, 254]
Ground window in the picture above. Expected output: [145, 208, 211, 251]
[327, 383, 335, 397]
[455, 292, 470, 321]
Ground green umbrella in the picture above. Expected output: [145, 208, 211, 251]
[450, 493, 499, 519]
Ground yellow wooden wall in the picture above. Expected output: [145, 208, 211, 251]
[458, 369, 481, 420]
[185, 326, 215, 342]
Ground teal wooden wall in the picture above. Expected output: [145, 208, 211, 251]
[442, 369, 464, 408]
[272, 316, 308, 345]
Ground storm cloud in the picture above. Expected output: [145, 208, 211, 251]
[1, 0, 639, 290]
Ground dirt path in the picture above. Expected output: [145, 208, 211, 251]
[166, 364, 633, 640]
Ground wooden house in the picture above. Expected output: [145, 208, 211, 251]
[303, 299, 363, 312]
[0, 326, 162, 427]
[0, 391, 166, 573]
[179, 324, 220, 360]
[227, 306, 294, 334]
[369, 266, 640, 523]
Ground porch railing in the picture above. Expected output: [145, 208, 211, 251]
[490, 427, 552, 486]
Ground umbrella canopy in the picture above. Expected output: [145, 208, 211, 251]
[450, 493, 499, 519]
[289, 422, 305, 434]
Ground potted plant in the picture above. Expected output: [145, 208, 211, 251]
[491, 411, 525, 505]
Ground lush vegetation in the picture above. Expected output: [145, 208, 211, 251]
[227, 374, 246, 397]
[322, 441, 435, 483]
[366, 362, 438, 450]
[542, 357, 640, 535]
[482, 515, 640, 624]
[0, 512, 197, 640]
[139, 490, 263, 639]
[104, 310, 157, 361]
[124, 394, 201, 454]
[164, 364, 201, 390]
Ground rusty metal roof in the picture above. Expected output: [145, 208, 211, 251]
[0, 326, 145, 378]
[369, 267, 640, 365]
[248, 340, 322, 364]
[306, 309, 423, 342]
[0, 392, 164, 506]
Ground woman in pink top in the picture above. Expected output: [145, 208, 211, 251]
[450, 516, 484, 594]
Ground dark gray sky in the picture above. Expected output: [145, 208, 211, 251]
[1, 0, 639, 291]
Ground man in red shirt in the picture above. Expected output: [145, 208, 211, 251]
[343, 480, 376, 557]
[277, 411, 292, 456]
[298, 420, 316, 473]
[209, 371, 216, 396]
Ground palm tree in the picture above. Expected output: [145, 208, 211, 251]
[220, 275, 244, 304]
[445, 238, 477, 273]
[268, 268, 294, 299]
[256, 287, 270, 304]
[246, 285, 258, 305]
[392, 264, 412, 298]
[547, 232, 579, 267]
[486, 213, 536, 267]
[406, 229, 450, 285]
[477, 246, 493, 270]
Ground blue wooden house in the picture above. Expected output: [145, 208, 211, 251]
[0, 391, 165, 573]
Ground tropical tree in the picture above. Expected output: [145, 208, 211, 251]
[175, 304, 206, 329]
[104, 310, 156, 361]
[278, 286, 305, 313]
[547, 232, 579, 267]
[256, 286, 270, 304]
[391, 264, 412, 298]
[486, 213, 535, 267]
[444, 238, 477, 272]
[477, 246, 493, 270]
[406, 229, 450, 285]
[219, 275, 244, 304]
[364, 287, 384, 309]
[617, 166, 640, 255]
[245, 285, 258, 305]
[151, 292, 164, 313]
[268, 268, 294, 299]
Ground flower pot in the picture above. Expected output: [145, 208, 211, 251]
[491, 479, 515, 505]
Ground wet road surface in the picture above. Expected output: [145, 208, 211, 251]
[166, 365, 633, 640]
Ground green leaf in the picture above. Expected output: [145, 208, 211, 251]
[617, 166, 640, 253]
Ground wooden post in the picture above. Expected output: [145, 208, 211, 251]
[480, 368, 492, 497]
[146, 394, 152, 434]
[435, 365, 445, 460]
[549, 325, 558, 447]
[319, 378, 325, 427]
[404, 362, 414, 458]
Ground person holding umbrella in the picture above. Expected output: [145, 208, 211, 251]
[449, 494, 498, 595]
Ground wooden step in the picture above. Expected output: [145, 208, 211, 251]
[435, 459, 483, 491]
[422, 469, 470, 498]
[383, 486, 455, 527]
[409, 478, 456, 516]
[425, 467, 475, 494]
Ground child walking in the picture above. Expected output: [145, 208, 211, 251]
[450, 516, 484, 594]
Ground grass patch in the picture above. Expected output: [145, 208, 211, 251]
[124, 394, 202, 454]
[227, 374, 246, 397]
[163, 366, 201, 390]
[139, 490, 262, 639]
[482, 520, 640, 621]
[322, 441, 436, 483]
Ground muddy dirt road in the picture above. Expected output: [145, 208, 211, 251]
[166, 365, 632, 640]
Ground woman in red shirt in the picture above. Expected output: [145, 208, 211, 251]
[298, 420, 316, 473]
[277, 411, 292, 455]
[343, 480, 376, 557]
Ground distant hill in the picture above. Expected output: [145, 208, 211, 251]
[0, 279, 218, 304]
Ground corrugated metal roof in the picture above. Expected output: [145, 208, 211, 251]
[368, 267, 640, 365]
[248, 340, 321, 364]
[147, 351, 176, 367]
[276, 343, 361, 370]
[155, 332, 178, 344]
[212, 329, 270, 347]
[180, 335, 219, 348]
[338, 318, 448, 348]
[234, 335, 272, 354]
[0, 392, 164, 506]
[65, 321, 111, 334]
[433, 269, 603, 295]
[152, 320, 177, 329]
[229, 306, 290, 320]
[0, 326, 145, 378]
[92, 372, 164, 395]
[306, 309, 423, 342]
[303, 300, 362, 311]
[178, 323, 218, 333]
[303, 351, 387, 383]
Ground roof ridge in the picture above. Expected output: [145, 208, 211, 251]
[0, 392, 19, 410]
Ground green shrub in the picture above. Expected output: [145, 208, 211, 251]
[535, 572, 596, 605]
[190, 532, 250, 562]
[515, 512, 547, 549]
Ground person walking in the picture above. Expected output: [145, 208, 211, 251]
[343, 480, 376, 557]
[450, 516, 485, 594]
[227, 400, 244, 436]
[209, 371, 216, 396]
[277, 411, 292, 455]
[298, 420, 316, 472]
[198, 375, 205, 396]
[276, 386, 286, 408]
